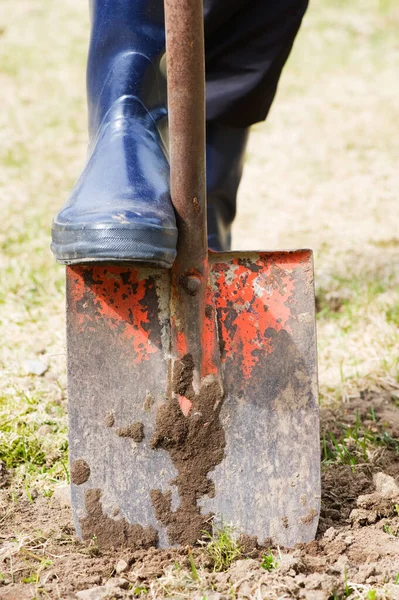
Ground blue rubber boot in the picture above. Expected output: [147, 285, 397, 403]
[206, 123, 249, 251]
[51, 0, 177, 267]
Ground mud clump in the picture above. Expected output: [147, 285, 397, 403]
[116, 422, 144, 443]
[103, 412, 115, 428]
[70, 459, 91, 485]
[300, 507, 319, 525]
[150, 354, 225, 545]
[80, 488, 158, 549]
[143, 391, 154, 412]
[173, 354, 195, 396]
[238, 533, 259, 558]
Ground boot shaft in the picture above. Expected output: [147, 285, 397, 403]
[87, 0, 167, 138]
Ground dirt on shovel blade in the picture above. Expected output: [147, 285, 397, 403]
[150, 354, 226, 546]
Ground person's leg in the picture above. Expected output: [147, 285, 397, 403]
[52, 0, 309, 262]
[204, 0, 308, 250]
[206, 124, 249, 251]
[205, 0, 309, 127]
[51, 0, 177, 267]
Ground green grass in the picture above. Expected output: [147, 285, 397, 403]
[133, 587, 149, 596]
[188, 547, 199, 581]
[21, 557, 53, 585]
[201, 523, 242, 572]
[260, 550, 278, 572]
[383, 523, 398, 537]
[386, 304, 399, 327]
[0, 387, 68, 495]
[322, 410, 399, 467]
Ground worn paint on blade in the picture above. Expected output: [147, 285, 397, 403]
[211, 251, 311, 379]
[177, 394, 192, 417]
[200, 280, 221, 379]
[68, 266, 161, 364]
[169, 261, 221, 382]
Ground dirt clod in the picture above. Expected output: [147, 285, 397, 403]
[80, 488, 158, 549]
[373, 471, 399, 497]
[143, 391, 154, 412]
[238, 533, 259, 557]
[70, 459, 91, 485]
[53, 484, 72, 508]
[300, 508, 319, 525]
[115, 559, 128, 574]
[103, 412, 115, 428]
[116, 422, 144, 443]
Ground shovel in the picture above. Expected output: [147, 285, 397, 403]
[65, 0, 320, 549]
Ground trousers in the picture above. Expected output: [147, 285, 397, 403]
[204, 0, 308, 127]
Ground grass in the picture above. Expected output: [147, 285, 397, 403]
[187, 547, 199, 581]
[260, 550, 279, 572]
[322, 410, 399, 467]
[0, 387, 68, 497]
[382, 523, 399, 537]
[1, 532, 56, 594]
[334, 585, 395, 600]
[200, 523, 242, 572]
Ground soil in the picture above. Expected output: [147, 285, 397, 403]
[115, 422, 144, 443]
[0, 460, 8, 489]
[2, 389, 399, 599]
[79, 488, 158, 550]
[150, 354, 226, 546]
[70, 459, 91, 486]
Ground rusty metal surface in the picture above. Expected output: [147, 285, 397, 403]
[66, 265, 175, 547]
[202, 249, 320, 546]
[66, 250, 319, 548]
[164, 0, 215, 392]
[164, 0, 207, 267]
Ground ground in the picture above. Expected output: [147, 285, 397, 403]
[1, 0, 399, 598]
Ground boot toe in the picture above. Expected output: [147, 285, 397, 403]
[51, 204, 177, 268]
[51, 100, 177, 268]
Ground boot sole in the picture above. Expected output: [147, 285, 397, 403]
[51, 224, 177, 268]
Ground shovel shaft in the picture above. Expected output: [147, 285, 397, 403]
[164, 0, 207, 269]
[164, 0, 216, 385]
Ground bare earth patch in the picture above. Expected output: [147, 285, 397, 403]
[2, 394, 399, 599]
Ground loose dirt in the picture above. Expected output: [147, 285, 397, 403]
[150, 355, 226, 546]
[2, 389, 399, 599]
[70, 459, 91, 486]
[116, 423, 144, 443]
[79, 488, 159, 550]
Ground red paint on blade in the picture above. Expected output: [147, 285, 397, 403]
[178, 394, 193, 416]
[211, 252, 311, 379]
[68, 266, 159, 364]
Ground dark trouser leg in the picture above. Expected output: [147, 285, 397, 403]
[204, 0, 309, 127]
[204, 0, 308, 250]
